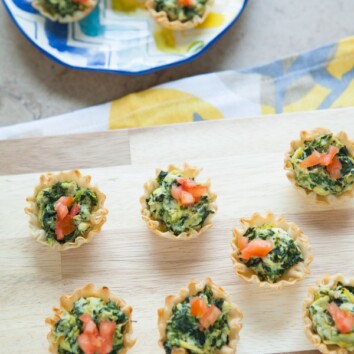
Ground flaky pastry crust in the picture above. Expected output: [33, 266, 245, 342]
[303, 274, 354, 354]
[46, 283, 136, 353]
[157, 278, 243, 353]
[145, 0, 214, 30]
[32, 0, 97, 23]
[231, 212, 313, 289]
[140, 163, 217, 241]
[25, 169, 108, 251]
[284, 128, 354, 205]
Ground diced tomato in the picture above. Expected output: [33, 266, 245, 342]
[171, 186, 183, 201]
[240, 239, 273, 262]
[80, 314, 98, 336]
[184, 185, 208, 198]
[177, 0, 195, 6]
[237, 234, 249, 251]
[199, 305, 221, 330]
[328, 302, 354, 334]
[299, 145, 340, 169]
[55, 215, 75, 240]
[190, 297, 208, 318]
[180, 191, 195, 206]
[55, 203, 68, 221]
[55, 196, 74, 207]
[177, 177, 196, 188]
[99, 321, 116, 354]
[78, 333, 97, 354]
[321, 145, 339, 166]
[326, 156, 342, 180]
[299, 150, 322, 168]
[55, 196, 74, 220]
[70, 203, 80, 217]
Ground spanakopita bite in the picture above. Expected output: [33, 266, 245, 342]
[303, 274, 354, 354]
[46, 284, 135, 354]
[284, 128, 354, 204]
[158, 278, 243, 354]
[26, 169, 108, 251]
[32, 0, 97, 23]
[140, 163, 217, 240]
[231, 212, 313, 289]
[146, 0, 214, 30]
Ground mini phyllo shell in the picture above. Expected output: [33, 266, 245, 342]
[25, 169, 108, 251]
[303, 274, 354, 354]
[32, 0, 97, 23]
[284, 128, 354, 204]
[46, 284, 136, 354]
[231, 212, 313, 289]
[140, 163, 217, 240]
[158, 278, 243, 354]
[145, 0, 214, 31]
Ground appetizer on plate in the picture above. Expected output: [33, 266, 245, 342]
[32, 0, 97, 23]
[303, 274, 354, 354]
[140, 163, 217, 240]
[46, 284, 135, 354]
[231, 212, 313, 289]
[284, 128, 354, 204]
[158, 278, 243, 354]
[26, 169, 108, 251]
[145, 0, 214, 30]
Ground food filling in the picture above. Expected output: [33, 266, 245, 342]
[35, 0, 90, 17]
[164, 286, 230, 354]
[36, 181, 98, 245]
[154, 0, 208, 23]
[238, 224, 303, 283]
[147, 170, 213, 236]
[290, 133, 354, 196]
[52, 297, 128, 354]
[308, 283, 354, 351]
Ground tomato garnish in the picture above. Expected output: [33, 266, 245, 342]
[78, 315, 117, 354]
[78, 333, 97, 354]
[80, 314, 99, 336]
[55, 215, 75, 240]
[199, 305, 221, 330]
[55, 196, 74, 220]
[190, 297, 208, 318]
[177, 0, 195, 6]
[299, 145, 339, 169]
[240, 239, 273, 261]
[180, 191, 195, 206]
[237, 234, 249, 251]
[172, 177, 208, 205]
[328, 302, 354, 334]
[326, 156, 342, 180]
[99, 321, 116, 354]
[70, 203, 80, 217]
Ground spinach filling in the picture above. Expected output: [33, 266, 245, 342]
[36, 181, 98, 245]
[164, 286, 230, 354]
[308, 284, 354, 351]
[155, 0, 208, 23]
[147, 171, 213, 236]
[53, 297, 128, 354]
[36, 0, 88, 17]
[241, 225, 303, 283]
[290, 133, 354, 196]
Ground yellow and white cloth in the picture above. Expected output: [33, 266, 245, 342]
[1, 36, 354, 139]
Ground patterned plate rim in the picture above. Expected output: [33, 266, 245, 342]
[2, 0, 248, 75]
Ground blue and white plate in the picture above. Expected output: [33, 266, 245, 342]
[3, 0, 248, 74]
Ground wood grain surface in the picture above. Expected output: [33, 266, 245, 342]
[1, 108, 354, 354]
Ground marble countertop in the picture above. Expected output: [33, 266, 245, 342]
[1, 0, 354, 126]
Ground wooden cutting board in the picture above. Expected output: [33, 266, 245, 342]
[1, 108, 354, 354]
